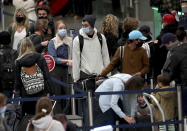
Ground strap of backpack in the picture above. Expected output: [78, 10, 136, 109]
[97, 32, 103, 48]
[78, 34, 84, 54]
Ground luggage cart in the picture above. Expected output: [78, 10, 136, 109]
[143, 93, 166, 131]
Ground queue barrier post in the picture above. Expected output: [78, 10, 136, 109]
[177, 85, 183, 131]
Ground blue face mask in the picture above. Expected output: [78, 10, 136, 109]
[58, 29, 67, 37]
[82, 27, 90, 34]
[0, 106, 7, 118]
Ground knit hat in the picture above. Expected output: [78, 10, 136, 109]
[82, 15, 96, 28]
[163, 14, 176, 24]
[0, 31, 11, 45]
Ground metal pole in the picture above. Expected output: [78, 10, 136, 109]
[143, 93, 166, 130]
[1, 0, 5, 30]
[71, 84, 76, 115]
[150, 78, 154, 89]
[184, 117, 187, 131]
[88, 91, 93, 129]
[134, 0, 139, 20]
[143, 94, 155, 131]
[177, 85, 183, 131]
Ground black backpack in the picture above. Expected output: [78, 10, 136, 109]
[0, 48, 18, 89]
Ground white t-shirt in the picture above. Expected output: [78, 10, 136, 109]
[13, 28, 26, 50]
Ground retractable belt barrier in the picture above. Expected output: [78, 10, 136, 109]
[7, 76, 186, 130]
[78, 120, 184, 130]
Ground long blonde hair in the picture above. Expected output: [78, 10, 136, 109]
[28, 97, 53, 131]
[12, 8, 29, 30]
[100, 14, 119, 36]
[17, 38, 35, 60]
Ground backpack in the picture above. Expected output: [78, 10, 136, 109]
[0, 48, 17, 89]
[21, 64, 45, 95]
[78, 32, 103, 53]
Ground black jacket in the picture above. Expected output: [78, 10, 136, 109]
[14, 53, 53, 97]
[168, 43, 187, 85]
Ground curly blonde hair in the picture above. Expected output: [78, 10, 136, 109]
[122, 17, 139, 31]
[100, 14, 119, 36]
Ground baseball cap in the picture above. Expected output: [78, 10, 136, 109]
[139, 25, 152, 36]
[160, 33, 176, 48]
[129, 30, 147, 41]
[163, 14, 176, 24]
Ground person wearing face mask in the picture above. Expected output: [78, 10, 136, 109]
[29, 4, 55, 41]
[8, 8, 30, 51]
[48, 20, 72, 114]
[72, 15, 110, 83]
[99, 30, 149, 77]
[27, 19, 50, 54]
[0, 93, 10, 131]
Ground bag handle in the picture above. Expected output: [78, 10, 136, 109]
[45, 120, 55, 131]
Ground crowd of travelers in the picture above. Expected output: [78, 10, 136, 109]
[0, 0, 186, 131]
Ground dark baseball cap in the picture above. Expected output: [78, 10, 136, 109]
[139, 25, 152, 36]
[160, 33, 176, 48]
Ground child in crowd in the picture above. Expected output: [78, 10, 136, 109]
[136, 93, 153, 131]
[151, 74, 177, 131]
[0, 93, 10, 131]
[137, 94, 153, 117]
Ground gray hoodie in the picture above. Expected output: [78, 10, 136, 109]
[26, 115, 65, 131]
[72, 28, 110, 82]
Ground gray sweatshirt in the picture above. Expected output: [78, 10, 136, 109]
[72, 28, 110, 82]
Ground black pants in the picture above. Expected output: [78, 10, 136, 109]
[50, 65, 69, 114]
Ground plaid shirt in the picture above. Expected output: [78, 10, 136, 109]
[159, 0, 181, 13]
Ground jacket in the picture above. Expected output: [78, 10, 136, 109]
[100, 45, 149, 76]
[0, 116, 10, 131]
[8, 26, 30, 49]
[72, 28, 110, 82]
[48, 35, 72, 65]
[103, 32, 118, 58]
[26, 115, 65, 131]
[151, 86, 177, 122]
[168, 43, 187, 85]
[95, 73, 137, 117]
[162, 41, 178, 74]
[14, 53, 53, 97]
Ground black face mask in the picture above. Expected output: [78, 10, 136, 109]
[137, 41, 144, 48]
[38, 16, 48, 19]
[16, 17, 24, 23]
